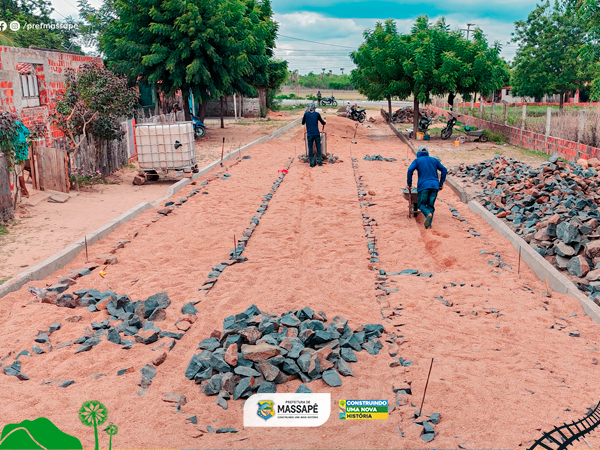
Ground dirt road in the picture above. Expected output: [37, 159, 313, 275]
[1, 116, 599, 449]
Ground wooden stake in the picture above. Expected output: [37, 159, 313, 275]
[545, 277, 550, 294]
[517, 246, 521, 275]
[419, 358, 434, 416]
[85, 236, 89, 263]
[221, 137, 225, 167]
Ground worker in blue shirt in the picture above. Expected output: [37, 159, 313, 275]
[302, 103, 326, 167]
[406, 146, 447, 229]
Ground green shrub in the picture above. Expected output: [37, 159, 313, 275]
[484, 129, 507, 143]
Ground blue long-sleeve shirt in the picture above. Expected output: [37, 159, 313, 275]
[302, 111, 326, 136]
[407, 151, 448, 192]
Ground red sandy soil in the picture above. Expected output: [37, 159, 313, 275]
[1, 115, 600, 449]
[1, 115, 301, 282]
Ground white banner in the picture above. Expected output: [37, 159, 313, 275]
[244, 393, 331, 427]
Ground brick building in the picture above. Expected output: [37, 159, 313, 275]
[0, 46, 102, 145]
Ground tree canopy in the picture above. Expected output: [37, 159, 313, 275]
[511, 0, 586, 108]
[81, 0, 286, 118]
[0, 0, 81, 51]
[351, 16, 508, 133]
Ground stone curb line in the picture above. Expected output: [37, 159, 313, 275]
[387, 121, 600, 325]
[198, 157, 295, 295]
[0, 118, 302, 299]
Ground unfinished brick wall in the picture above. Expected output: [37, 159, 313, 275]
[0, 47, 102, 145]
[428, 105, 600, 161]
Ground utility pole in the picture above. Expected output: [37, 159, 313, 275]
[461, 23, 476, 40]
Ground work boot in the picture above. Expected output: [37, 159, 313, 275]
[18, 175, 29, 197]
[424, 214, 433, 229]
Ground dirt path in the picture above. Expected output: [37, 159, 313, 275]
[1, 116, 600, 449]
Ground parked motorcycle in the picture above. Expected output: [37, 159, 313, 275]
[190, 110, 206, 138]
[349, 107, 367, 123]
[440, 115, 458, 140]
[320, 95, 338, 107]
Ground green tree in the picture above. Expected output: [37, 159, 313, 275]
[577, 0, 600, 100]
[352, 16, 507, 133]
[88, 0, 282, 120]
[1, 0, 82, 51]
[511, 0, 586, 109]
[50, 62, 138, 158]
[351, 20, 412, 120]
[78, 400, 108, 450]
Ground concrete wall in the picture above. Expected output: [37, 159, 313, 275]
[0, 154, 14, 224]
[429, 105, 600, 161]
[0, 46, 102, 145]
[205, 96, 260, 118]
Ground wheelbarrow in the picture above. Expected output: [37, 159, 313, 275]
[464, 128, 488, 142]
[402, 188, 419, 218]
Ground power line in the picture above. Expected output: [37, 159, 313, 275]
[277, 34, 355, 49]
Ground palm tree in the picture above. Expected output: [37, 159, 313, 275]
[321, 68, 325, 80]
[79, 400, 108, 450]
[340, 68, 344, 75]
[105, 423, 118, 450]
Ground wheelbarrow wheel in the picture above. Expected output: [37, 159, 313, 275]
[479, 134, 488, 143]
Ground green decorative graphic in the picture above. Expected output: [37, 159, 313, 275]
[0, 417, 83, 449]
[78, 401, 108, 450]
[105, 424, 118, 450]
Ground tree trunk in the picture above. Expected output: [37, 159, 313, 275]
[559, 92, 564, 110]
[198, 103, 207, 123]
[387, 96, 392, 123]
[183, 90, 191, 122]
[258, 87, 267, 118]
[220, 96, 224, 129]
[413, 96, 419, 137]
[241, 96, 244, 118]
[447, 92, 456, 111]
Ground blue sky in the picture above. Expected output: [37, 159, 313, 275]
[46, 0, 538, 74]
[271, 0, 540, 74]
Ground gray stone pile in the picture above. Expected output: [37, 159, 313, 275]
[185, 304, 384, 410]
[452, 154, 600, 303]
[298, 153, 341, 164]
[363, 155, 397, 162]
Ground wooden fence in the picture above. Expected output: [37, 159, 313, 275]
[29, 141, 69, 193]
[0, 154, 13, 223]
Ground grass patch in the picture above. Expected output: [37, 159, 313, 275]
[522, 149, 549, 159]
[127, 163, 136, 169]
[235, 122, 254, 126]
[0, 225, 7, 236]
[0, 277, 11, 285]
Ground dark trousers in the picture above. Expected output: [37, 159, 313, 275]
[307, 135, 322, 167]
[417, 188, 438, 217]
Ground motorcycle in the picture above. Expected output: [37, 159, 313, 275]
[349, 107, 367, 123]
[320, 95, 337, 107]
[190, 109, 206, 138]
[440, 115, 458, 140]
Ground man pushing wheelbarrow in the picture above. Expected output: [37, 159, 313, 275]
[406, 146, 447, 229]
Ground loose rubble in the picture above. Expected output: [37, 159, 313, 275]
[380, 107, 439, 124]
[452, 155, 600, 303]
[185, 304, 383, 409]
[297, 153, 341, 164]
[363, 155, 397, 162]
